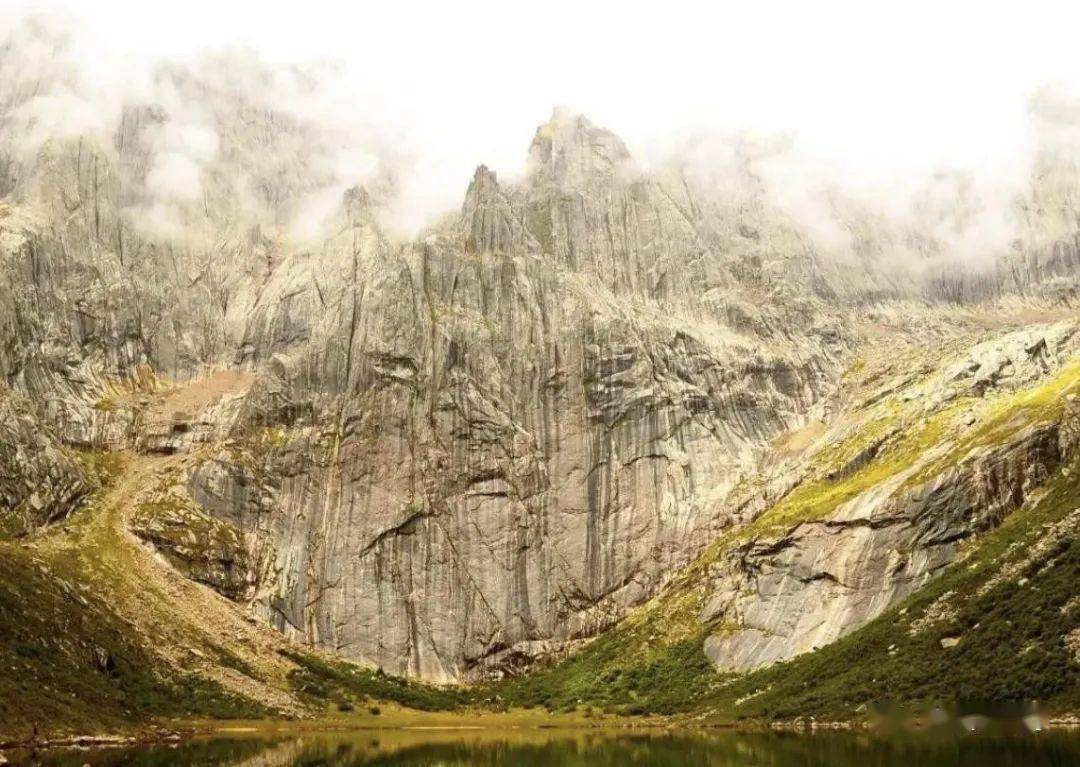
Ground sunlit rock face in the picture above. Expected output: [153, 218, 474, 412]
[1, 90, 1079, 682]
[179, 116, 852, 680]
[702, 419, 1068, 672]
[700, 322, 1080, 673]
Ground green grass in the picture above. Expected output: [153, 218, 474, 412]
[0, 451, 273, 743]
[0, 543, 272, 743]
[490, 584, 721, 716]
[907, 358, 1080, 487]
[700, 453, 1080, 720]
[279, 650, 473, 712]
[492, 453, 1080, 720]
[493, 631, 718, 716]
[71, 449, 126, 485]
[741, 399, 970, 539]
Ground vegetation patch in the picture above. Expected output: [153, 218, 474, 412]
[907, 357, 1080, 487]
[491, 585, 725, 715]
[280, 649, 472, 712]
[742, 399, 968, 539]
[0, 544, 270, 743]
[699, 454, 1080, 720]
[92, 396, 118, 413]
[0, 451, 273, 743]
[71, 449, 126, 487]
[132, 494, 253, 601]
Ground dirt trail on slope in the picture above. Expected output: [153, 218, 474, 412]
[37, 451, 304, 716]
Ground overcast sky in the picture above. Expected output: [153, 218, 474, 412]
[5, 0, 1080, 232]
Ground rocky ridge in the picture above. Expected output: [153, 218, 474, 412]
[1, 102, 1078, 689]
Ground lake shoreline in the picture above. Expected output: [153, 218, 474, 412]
[5, 708, 1080, 758]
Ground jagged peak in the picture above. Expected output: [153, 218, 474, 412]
[342, 184, 374, 208]
[527, 108, 632, 188]
[460, 163, 535, 255]
[461, 164, 506, 223]
[463, 164, 502, 205]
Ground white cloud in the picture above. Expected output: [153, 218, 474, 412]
[3, 1, 1080, 248]
[145, 152, 204, 200]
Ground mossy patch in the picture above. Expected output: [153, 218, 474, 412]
[71, 449, 126, 487]
[92, 396, 118, 413]
[907, 357, 1080, 487]
[132, 493, 253, 601]
[280, 650, 472, 712]
[0, 543, 270, 743]
[705, 455, 1080, 720]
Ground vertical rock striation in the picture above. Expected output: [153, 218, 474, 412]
[1, 93, 1078, 683]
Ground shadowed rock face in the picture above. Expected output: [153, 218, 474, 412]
[2, 103, 1079, 682]
[0, 389, 90, 538]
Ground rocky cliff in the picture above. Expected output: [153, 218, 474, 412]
[1, 85, 1079, 692]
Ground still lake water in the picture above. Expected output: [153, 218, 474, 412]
[7, 728, 1080, 766]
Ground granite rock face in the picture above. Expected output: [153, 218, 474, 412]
[2, 83, 1080, 684]
[0, 389, 90, 538]
[700, 322, 1080, 672]
[176, 118, 850, 679]
[702, 419, 1068, 672]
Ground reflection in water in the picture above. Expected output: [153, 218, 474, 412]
[9, 728, 1080, 766]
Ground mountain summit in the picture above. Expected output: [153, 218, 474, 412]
[1, 101, 1078, 739]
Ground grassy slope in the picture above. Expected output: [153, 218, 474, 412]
[0, 453, 273, 743]
[492, 355, 1080, 719]
[0, 452, 480, 744]
[0, 546, 271, 741]
[279, 650, 472, 714]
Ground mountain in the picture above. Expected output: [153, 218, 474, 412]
[1, 80, 1078, 740]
